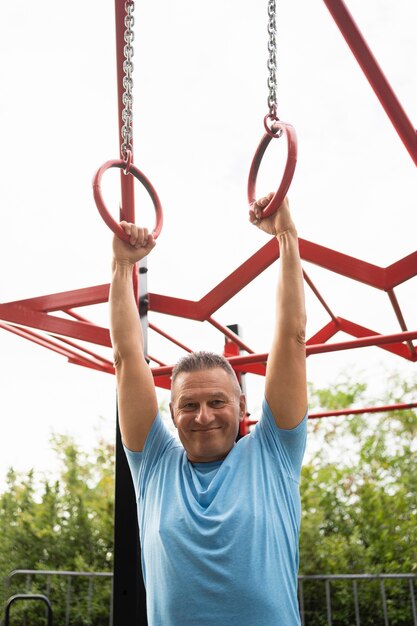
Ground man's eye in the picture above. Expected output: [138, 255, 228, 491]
[183, 403, 197, 410]
[211, 400, 225, 408]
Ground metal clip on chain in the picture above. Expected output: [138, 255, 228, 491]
[247, 0, 298, 219]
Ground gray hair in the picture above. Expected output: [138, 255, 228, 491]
[171, 351, 241, 397]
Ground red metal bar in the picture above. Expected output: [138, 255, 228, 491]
[0, 322, 113, 372]
[385, 251, 417, 288]
[63, 309, 94, 324]
[337, 318, 416, 360]
[322, 0, 417, 165]
[303, 270, 338, 322]
[309, 327, 417, 358]
[0, 303, 111, 347]
[147, 354, 167, 366]
[233, 363, 267, 376]
[245, 402, 417, 423]
[308, 402, 417, 419]
[208, 317, 255, 354]
[197, 239, 280, 317]
[50, 334, 114, 368]
[148, 322, 193, 353]
[9, 284, 110, 313]
[0, 322, 86, 361]
[153, 376, 172, 390]
[4, 240, 416, 323]
[150, 328, 417, 378]
[299, 239, 386, 289]
[66, 356, 114, 375]
[307, 319, 341, 346]
[387, 289, 416, 356]
[149, 238, 411, 321]
[115, 0, 135, 222]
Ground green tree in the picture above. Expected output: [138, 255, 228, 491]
[299, 371, 417, 625]
[0, 435, 114, 625]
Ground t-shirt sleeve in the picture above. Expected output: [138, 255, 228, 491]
[253, 398, 308, 482]
[123, 412, 179, 500]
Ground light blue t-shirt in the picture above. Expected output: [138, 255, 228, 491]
[124, 399, 307, 626]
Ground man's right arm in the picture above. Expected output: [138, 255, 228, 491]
[110, 223, 158, 452]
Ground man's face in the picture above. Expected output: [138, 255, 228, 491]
[170, 368, 246, 463]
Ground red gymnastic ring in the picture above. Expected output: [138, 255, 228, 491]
[247, 119, 297, 219]
[93, 159, 163, 241]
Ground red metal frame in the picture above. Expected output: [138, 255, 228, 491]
[246, 402, 417, 424]
[1, 0, 416, 422]
[322, 0, 417, 166]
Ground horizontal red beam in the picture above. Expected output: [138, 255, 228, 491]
[150, 328, 417, 377]
[148, 322, 193, 353]
[308, 402, 417, 419]
[245, 402, 417, 424]
[0, 303, 111, 347]
[337, 318, 415, 360]
[8, 284, 110, 313]
[0, 322, 114, 373]
[308, 327, 417, 359]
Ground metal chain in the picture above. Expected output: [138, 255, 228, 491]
[121, 0, 135, 159]
[267, 0, 278, 118]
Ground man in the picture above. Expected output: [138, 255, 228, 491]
[110, 195, 308, 626]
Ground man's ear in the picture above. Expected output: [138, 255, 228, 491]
[169, 402, 177, 427]
[239, 394, 247, 422]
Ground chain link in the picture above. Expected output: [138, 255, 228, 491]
[267, 0, 278, 118]
[121, 0, 135, 159]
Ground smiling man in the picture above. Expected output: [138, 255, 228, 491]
[110, 195, 308, 626]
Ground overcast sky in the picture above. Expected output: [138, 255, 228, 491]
[0, 0, 416, 485]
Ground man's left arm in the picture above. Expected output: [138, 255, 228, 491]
[250, 195, 307, 430]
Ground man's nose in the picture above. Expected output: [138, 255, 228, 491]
[195, 404, 214, 424]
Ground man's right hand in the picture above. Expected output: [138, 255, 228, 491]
[112, 221, 156, 266]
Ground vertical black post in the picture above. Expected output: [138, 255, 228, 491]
[112, 259, 148, 625]
[112, 425, 147, 625]
[224, 324, 248, 440]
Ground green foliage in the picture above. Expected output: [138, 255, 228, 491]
[0, 435, 114, 625]
[300, 371, 417, 624]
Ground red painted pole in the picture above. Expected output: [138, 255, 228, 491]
[115, 0, 135, 223]
[322, 0, 417, 165]
[151, 329, 417, 378]
[245, 402, 417, 423]
[308, 402, 417, 419]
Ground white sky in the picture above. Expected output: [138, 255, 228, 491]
[0, 0, 416, 485]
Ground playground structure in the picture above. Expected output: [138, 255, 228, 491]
[0, 1, 416, 623]
[0, 0, 416, 425]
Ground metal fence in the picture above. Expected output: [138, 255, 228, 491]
[299, 574, 417, 626]
[3, 570, 417, 625]
[3, 569, 113, 626]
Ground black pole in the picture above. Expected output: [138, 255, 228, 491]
[112, 419, 147, 625]
[112, 259, 148, 625]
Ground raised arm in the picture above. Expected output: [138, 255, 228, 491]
[110, 223, 158, 451]
[249, 195, 307, 429]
